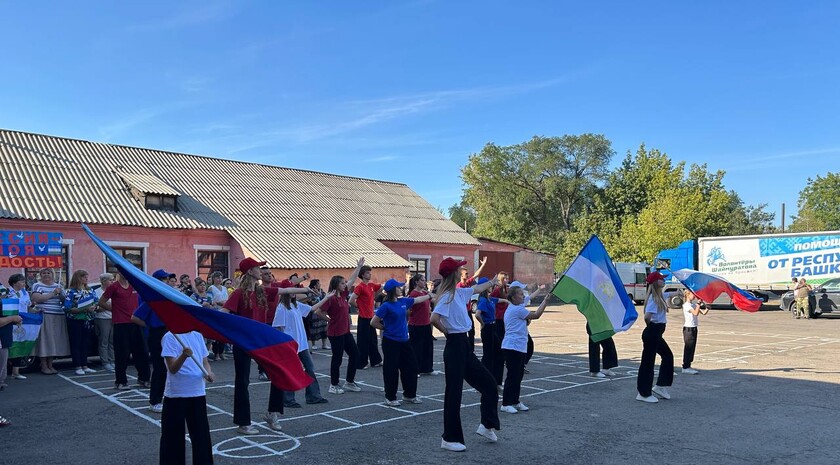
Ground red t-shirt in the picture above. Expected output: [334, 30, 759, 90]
[224, 287, 278, 324]
[101, 282, 139, 324]
[491, 286, 509, 320]
[264, 284, 282, 325]
[321, 290, 351, 337]
[354, 282, 381, 319]
[407, 289, 431, 326]
[457, 278, 476, 313]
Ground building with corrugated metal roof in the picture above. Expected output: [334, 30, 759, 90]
[0, 129, 480, 286]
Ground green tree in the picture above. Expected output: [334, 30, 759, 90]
[448, 201, 476, 232]
[460, 134, 614, 252]
[791, 172, 840, 231]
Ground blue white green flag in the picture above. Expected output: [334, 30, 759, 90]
[552, 235, 638, 342]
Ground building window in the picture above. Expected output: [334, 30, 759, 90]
[407, 255, 431, 280]
[197, 250, 229, 280]
[25, 245, 70, 289]
[105, 248, 144, 275]
[145, 194, 178, 211]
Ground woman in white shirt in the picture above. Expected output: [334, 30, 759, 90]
[430, 258, 499, 452]
[681, 288, 708, 375]
[500, 285, 550, 414]
[636, 271, 676, 403]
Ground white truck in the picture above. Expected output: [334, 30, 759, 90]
[615, 262, 651, 304]
[654, 230, 840, 304]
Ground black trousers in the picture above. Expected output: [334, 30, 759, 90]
[525, 334, 534, 366]
[408, 324, 434, 374]
[160, 396, 213, 465]
[442, 333, 500, 444]
[211, 341, 225, 357]
[492, 320, 506, 382]
[637, 323, 674, 397]
[67, 319, 91, 367]
[682, 327, 698, 369]
[586, 323, 618, 373]
[479, 323, 503, 385]
[328, 333, 359, 386]
[356, 317, 382, 368]
[467, 312, 476, 352]
[148, 326, 168, 405]
[113, 323, 150, 385]
[502, 349, 526, 406]
[233, 345, 252, 426]
[382, 337, 419, 401]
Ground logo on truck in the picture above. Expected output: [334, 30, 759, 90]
[706, 247, 726, 267]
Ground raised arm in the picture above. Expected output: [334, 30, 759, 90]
[346, 257, 365, 289]
[472, 277, 498, 295]
[525, 294, 551, 321]
[471, 256, 488, 280]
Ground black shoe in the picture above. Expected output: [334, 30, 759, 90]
[284, 402, 302, 408]
[306, 398, 329, 404]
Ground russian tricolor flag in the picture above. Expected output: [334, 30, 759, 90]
[83, 225, 312, 391]
[672, 269, 763, 312]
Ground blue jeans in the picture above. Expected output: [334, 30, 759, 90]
[283, 349, 324, 404]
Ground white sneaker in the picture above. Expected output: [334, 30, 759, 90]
[682, 367, 699, 375]
[328, 385, 345, 394]
[403, 397, 423, 404]
[600, 369, 616, 377]
[104, 364, 115, 372]
[652, 385, 671, 400]
[590, 371, 606, 378]
[343, 382, 361, 392]
[83, 367, 97, 373]
[441, 439, 466, 452]
[475, 424, 498, 442]
[384, 399, 402, 407]
[636, 394, 659, 403]
[75, 368, 85, 375]
[237, 425, 259, 435]
[149, 403, 163, 413]
[11, 374, 27, 380]
[514, 402, 529, 411]
[258, 373, 269, 381]
[262, 412, 282, 431]
[499, 405, 518, 414]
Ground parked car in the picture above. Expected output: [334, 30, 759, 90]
[779, 278, 840, 318]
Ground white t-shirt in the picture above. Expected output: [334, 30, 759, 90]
[432, 288, 474, 334]
[161, 331, 209, 398]
[94, 287, 112, 319]
[272, 301, 312, 353]
[208, 284, 229, 306]
[644, 292, 675, 324]
[501, 304, 530, 353]
[682, 301, 699, 328]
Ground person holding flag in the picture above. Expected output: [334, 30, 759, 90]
[681, 288, 708, 375]
[223, 258, 312, 434]
[636, 271, 675, 403]
[160, 329, 215, 465]
[500, 284, 550, 414]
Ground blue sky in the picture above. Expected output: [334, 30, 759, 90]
[2, 1, 838, 227]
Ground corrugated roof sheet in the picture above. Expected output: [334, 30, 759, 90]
[0, 129, 479, 268]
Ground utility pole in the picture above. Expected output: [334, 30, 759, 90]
[781, 203, 785, 231]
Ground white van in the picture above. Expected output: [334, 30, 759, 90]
[614, 262, 650, 304]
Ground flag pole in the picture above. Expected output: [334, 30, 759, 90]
[171, 332, 210, 378]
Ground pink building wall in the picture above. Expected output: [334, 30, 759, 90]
[0, 219, 233, 286]
[381, 240, 480, 280]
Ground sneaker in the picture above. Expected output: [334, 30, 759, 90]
[11, 374, 27, 380]
[114, 383, 130, 390]
[513, 402, 529, 412]
[83, 367, 97, 373]
[75, 368, 85, 375]
[359, 364, 369, 370]
[218, 354, 225, 361]
[441, 439, 466, 452]
[135, 380, 151, 389]
[343, 382, 361, 392]
[429, 370, 442, 376]
[328, 385, 345, 394]
[372, 362, 383, 368]
[636, 394, 659, 403]
[652, 386, 671, 400]
[104, 364, 115, 372]
[402, 397, 423, 404]
[499, 405, 518, 414]
[475, 424, 498, 442]
[600, 369, 616, 377]
[208, 353, 217, 361]
[149, 403, 163, 413]
[284, 401, 302, 408]
[306, 398, 329, 404]
[682, 367, 699, 375]
[258, 373, 269, 381]
[322, 345, 330, 350]
[384, 399, 402, 407]
[262, 412, 282, 431]
[237, 425, 260, 435]
[589, 371, 606, 378]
